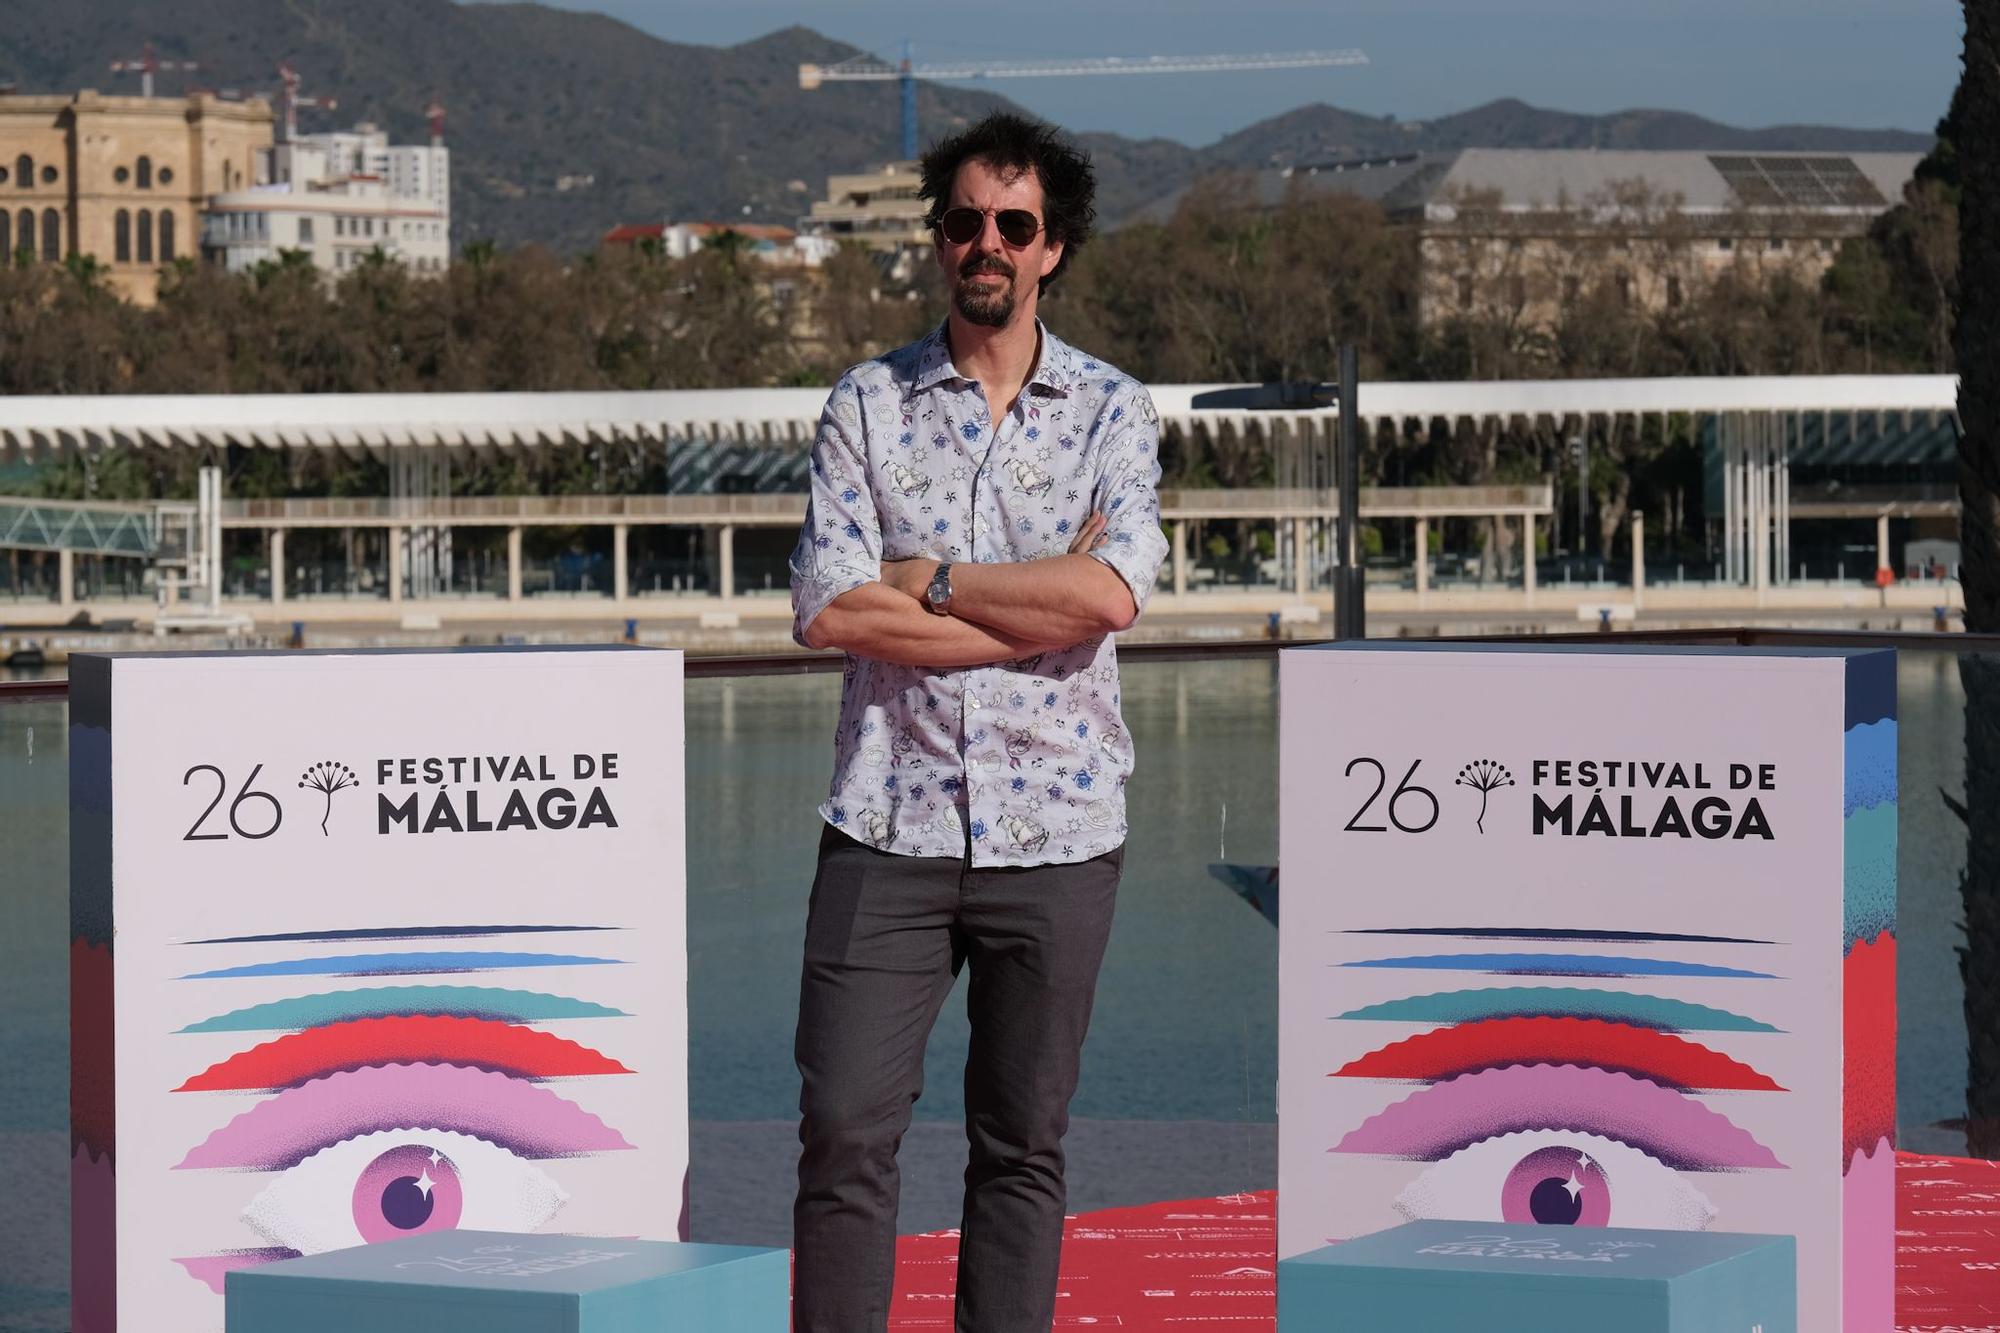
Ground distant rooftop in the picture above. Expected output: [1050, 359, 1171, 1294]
[1117, 147, 1926, 228]
[1427, 148, 1923, 216]
[1123, 152, 1451, 227]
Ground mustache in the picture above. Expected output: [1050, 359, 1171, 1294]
[958, 256, 1015, 280]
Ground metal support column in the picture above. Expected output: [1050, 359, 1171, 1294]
[613, 522, 629, 605]
[268, 527, 285, 607]
[1333, 345, 1365, 640]
[1631, 511, 1644, 605]
[1521, 514, 1536, 607]
[718, 524, 735, 601]
[1414, 516, 1430, 605]
[1721, 415, 1739, 586]
[200, 464, 223, 612]
[1292, 517, 1310, 600]
[507, 526, 523, 602]
[58, 548, 74, 608]
[388, 526, 404, 605]
[1171, 521, 1188, 597]
[391, 447, 452, 600]
[1750, 418, 1771, 599]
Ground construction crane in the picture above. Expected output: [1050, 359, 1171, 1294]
[275, 61, 338, 142]
[109, 41, 199, 99]
[800, 41, 1370, 160]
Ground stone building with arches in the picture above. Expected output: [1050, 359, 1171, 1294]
[0, 88, 272, 303]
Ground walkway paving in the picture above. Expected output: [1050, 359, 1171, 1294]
[884, 1153, 2000, 1330]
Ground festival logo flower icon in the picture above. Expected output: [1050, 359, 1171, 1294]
[298, 761, 359, 835]
[1455, 760, 1515, 834]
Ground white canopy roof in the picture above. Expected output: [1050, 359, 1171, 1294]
[0, 376, 1958, 462]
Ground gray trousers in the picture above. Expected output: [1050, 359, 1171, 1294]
[791, 823, 1123, 1333]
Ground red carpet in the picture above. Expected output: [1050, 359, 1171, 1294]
[889, 1152, 2000, 1329]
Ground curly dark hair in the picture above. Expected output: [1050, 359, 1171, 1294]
[919, 112, 1096, 293]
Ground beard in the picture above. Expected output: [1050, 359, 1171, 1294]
[953, 257, 1019, 328]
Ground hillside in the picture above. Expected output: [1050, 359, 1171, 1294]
[0, 2, 1935, 250]
[1194, 98, 1929, 173]
[0, 2, 1021, 251]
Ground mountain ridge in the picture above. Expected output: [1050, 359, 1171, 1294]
[0, 1, 1934, 251]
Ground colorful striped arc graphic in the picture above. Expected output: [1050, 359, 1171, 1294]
[1340, 953, 1778, 980]
[1332, 1016, 1784, 1093]
[178, 985, 630, 1034]
[1335, 986, 1782, 1033]
[173, 1015, 634, 1092]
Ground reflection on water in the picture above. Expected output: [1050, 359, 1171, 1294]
[0, 652, 1981, 1302]
[685, 660, 1281, 1126]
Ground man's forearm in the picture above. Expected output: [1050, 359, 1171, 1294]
[947, 555, 1136, 644]
[807, 581, 1061, 668]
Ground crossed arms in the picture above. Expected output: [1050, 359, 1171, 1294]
[788, 374, 1168, 669]
[800, 512, 1138, 667]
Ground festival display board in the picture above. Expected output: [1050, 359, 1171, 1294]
[1277, 643, 1897, 1332]
[70, 646, 688, 1333]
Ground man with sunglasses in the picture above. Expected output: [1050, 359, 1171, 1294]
[787, 112, 1169, 1332]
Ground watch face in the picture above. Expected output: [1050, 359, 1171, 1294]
[927, 581, 947, 605]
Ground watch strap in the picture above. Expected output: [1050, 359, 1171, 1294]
[926, 562, 954, 613]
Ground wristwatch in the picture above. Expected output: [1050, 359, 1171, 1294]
[924, 562, 955, 615]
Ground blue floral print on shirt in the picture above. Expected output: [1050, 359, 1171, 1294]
[788, 321, 1169, 867]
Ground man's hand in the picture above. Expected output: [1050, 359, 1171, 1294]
[1067, 511, 1109, 555]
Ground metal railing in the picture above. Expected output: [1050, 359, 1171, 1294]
[0, 496, 193, 557]
[5, 627, 1993, 699]
[214, 485, 1555, 529]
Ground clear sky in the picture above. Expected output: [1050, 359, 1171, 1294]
[496, 0, 1963, 146]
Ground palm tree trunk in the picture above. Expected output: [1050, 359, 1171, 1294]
[1955, 0, 2000, 1159]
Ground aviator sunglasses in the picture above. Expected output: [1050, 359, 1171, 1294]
[935, 206, 1043, 247]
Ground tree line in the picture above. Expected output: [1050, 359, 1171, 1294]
[5, 154, 1956, 574]
[0, 162, 1953, 400]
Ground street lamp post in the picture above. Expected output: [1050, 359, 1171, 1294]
[1568, 434, 1590, 562]
[1189, 343, 1366, 639]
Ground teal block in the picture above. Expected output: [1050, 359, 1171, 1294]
[1279, 1222, 1795, 1333]
[225, 1231, 788, 1333]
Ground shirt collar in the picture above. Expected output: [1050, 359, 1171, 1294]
[911, 319, 1078, 398]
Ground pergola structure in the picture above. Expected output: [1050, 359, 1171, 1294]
[0, 375, 1956, 613]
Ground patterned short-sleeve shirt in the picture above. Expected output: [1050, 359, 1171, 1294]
[788, 321, 1170, 868]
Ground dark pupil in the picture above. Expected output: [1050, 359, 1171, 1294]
[381, 1175, 436, 1230]
[1528, 1176, 1583, 1225]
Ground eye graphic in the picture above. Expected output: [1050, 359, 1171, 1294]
[177, 985, 630, 1034]
[169, 936, 648, 1299]
[1335, 986, 1781, 1034]
[177, 1063, 633, 1170]
[352, 1142, 467, 1241]
[1341, 953, 1776, 980]
[1393, 1130, 1717, 1230]
[173, 1065, 629, 1284]
[239, 1129, 566, 1254]
[174, 1015, 632, 1091]
[1332, 1064, 1782, 1171]
[1333, 1017, 1784, 1093]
